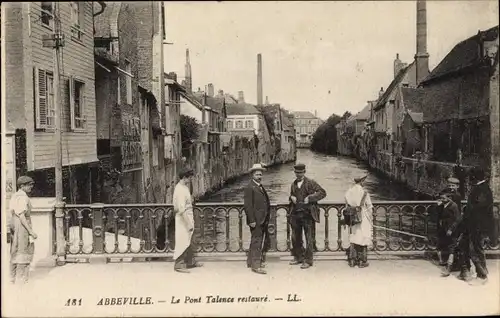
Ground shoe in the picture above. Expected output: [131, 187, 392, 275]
[261, 262, 267, 268]
[468, 277, 488, 286]
[187, 262, 203, 269]
[289, 260, 302, 265]
[440, 266, 451, 277]
[300, 263, 311, 269]
[174, 268, 190, 273]
[251, 268, 267, 275]
[348, 260, 356, 268]
[358, 262, 369, 268]
[459, 269, 472, 282]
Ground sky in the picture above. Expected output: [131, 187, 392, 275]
[163, 1, 499, 120]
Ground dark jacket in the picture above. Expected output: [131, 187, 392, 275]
[244, 181, 271, 226]
[463, 181, 495, 239]
[438, 201, 461, 236]
[289, 177, 327, 223]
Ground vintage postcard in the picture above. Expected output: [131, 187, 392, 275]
[1, 0, 499, 317]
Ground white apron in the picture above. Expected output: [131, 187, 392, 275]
[172, 182, 194, 260]
[345, 184, 373, 247]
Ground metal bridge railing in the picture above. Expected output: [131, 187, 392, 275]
[60, 201, 500, 258]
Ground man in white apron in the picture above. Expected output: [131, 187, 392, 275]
[173, 168, 202, 273]
[344, 175, 373, 268]
[9, 176, 37, 284]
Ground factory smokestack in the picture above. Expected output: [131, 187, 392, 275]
[415, 0, 429, 84]
[257, 53, 263, 106]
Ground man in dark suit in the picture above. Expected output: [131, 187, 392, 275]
[244, 163, 271, 275]
[459, 168, 495, 285]
[288, 163, 327, 269]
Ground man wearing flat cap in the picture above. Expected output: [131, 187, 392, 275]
[172, 168, 202, 273]
[288, 163, 326, 269]
[9, 176, 37, 284]
[244, 163, 271, 274]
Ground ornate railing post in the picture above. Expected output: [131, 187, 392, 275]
[268, 205, 278, 251]
[91, 203, 105, 254]
[55, 201, 66, 265]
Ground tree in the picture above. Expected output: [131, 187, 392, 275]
[180, 114, 200, 149]
[310, 113, 342, 155]
[341, 111, 352, 120]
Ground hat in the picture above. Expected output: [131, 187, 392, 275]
[354, 175, 367, 183]
[249, 163, 266, 173]
[178, 168, 194, 179]
[17, 176, 34, 186]
[447, 177, 459, 185]
[294, 163, 306, 172]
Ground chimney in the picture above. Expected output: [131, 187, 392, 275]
[379, 87, 384, 97]
[265, 96, 269, 105]
[238, 91, 245, 103]
[415, 0, 429, 84]
[184, 49, 192, 92]
[257, 53, 263, 106]
[207, 83, 214, 97]
[393, 53, 403, 78]
[218, 90, 224, 97]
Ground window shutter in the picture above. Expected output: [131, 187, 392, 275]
[34, 67, 47, 129]
[69, 76, 75, 130]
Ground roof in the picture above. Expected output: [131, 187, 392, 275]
[374, 62, 414, 111]
[401, 87, 424, 113]
[406, 111, 423, 125]
[292, 111, 316, 118]
[93, 2, 122, 38]
[192, 92, 225, 113]
[180, 92, 204, 111]
[226, 103, 261, 116]
[422, 25, 499, 83]
[354, 104, 371, 121]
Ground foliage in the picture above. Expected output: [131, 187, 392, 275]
[180, 115, 200, 148]
[341, 111, 352, 120]
[310, 113, 343, 155]
[255, 105, 275, 136]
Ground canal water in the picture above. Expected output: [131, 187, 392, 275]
[196, 149, 433, 252]
[201, 148, 419, 203]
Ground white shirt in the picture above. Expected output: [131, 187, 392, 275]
[296, 180, 304, 189]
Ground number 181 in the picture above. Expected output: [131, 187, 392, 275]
[65, 298, 82, 306]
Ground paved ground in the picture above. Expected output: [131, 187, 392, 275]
[3, 259, 500, 317]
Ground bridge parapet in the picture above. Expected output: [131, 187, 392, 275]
[59, 201, 500, 260]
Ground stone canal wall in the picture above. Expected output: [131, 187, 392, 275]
[184, 136, 259, 200]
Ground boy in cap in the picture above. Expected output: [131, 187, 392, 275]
[436, 191, 461, 277]
[9, 176, 37, 284]
[288, 163, 326, 269]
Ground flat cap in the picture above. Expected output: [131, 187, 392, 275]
[178, 168, 194, 179]
[294, 163, 306, 172]
[447, 177, 459, 184]
[17, 176, 34, 186]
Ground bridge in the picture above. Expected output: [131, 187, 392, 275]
[57, 200, 499, 261]
[5, 200, 500, 317]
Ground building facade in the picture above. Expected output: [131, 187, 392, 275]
[292, 111, 323, 148]
[4, 2, 100, 202]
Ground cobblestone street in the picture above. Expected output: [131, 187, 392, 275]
[4, 259, 499, 317]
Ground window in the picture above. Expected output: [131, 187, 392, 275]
[227, 120, 233, 129]
[41, 2, 54, 29]
[125, 61, 132, 104]
[236, 120, 243, 129]
[161, 2, 166, 40]
[245, 120, 253, 129]
[34, 67, 55, 129]
[70, 77, 86, 130]
[117, 76, 121, 103]
[70, 2, 84, 41]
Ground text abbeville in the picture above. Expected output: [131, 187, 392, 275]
[97, 297, 153, 306]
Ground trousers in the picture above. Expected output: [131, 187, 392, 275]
[247, 220, 270, 269]
[10, 263, 30, 284]
[174, 235, 196, 269]
[460, 230, 488, 278]
[290, 213, 315, 264]
[348, 243, 368, 264]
